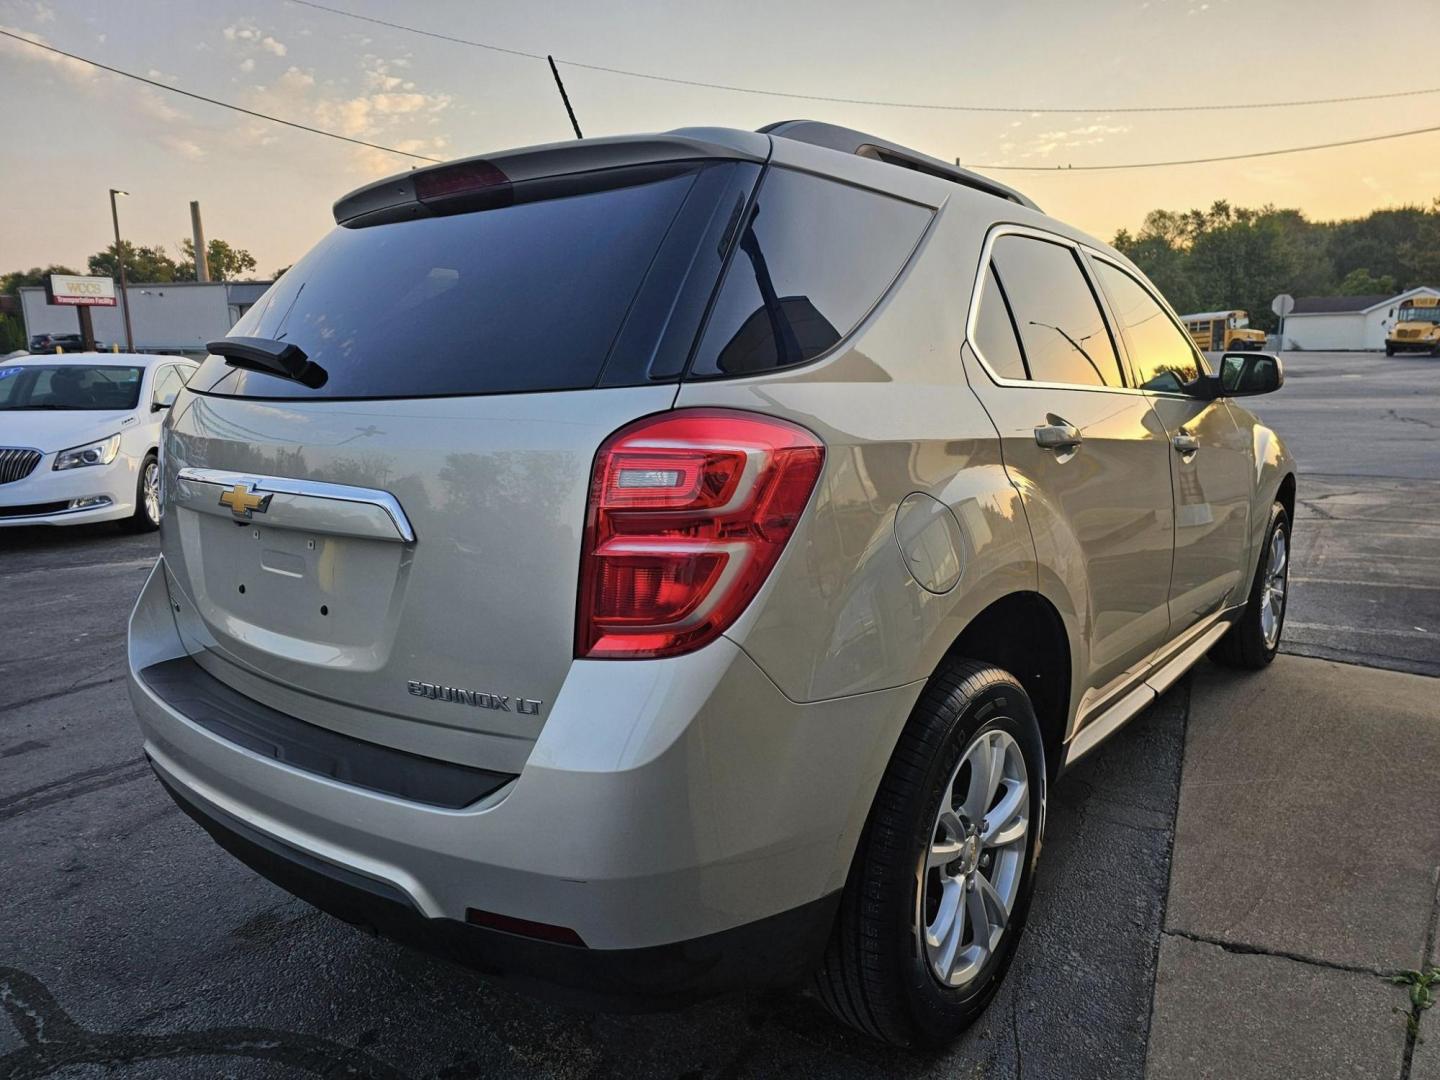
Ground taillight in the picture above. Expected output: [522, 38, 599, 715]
[577, 409, 825, 660]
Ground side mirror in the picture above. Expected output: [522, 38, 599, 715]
[151, 395, 176, 412]
[1218, 352, 1284, 396]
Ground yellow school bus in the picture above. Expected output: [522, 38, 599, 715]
[1180, 310, 1267, 352]
[1386, 295, 1440, 356]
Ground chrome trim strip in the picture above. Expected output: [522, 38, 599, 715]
[175, 467, 416, 543]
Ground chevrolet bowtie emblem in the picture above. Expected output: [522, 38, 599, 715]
[218, 482, 272, 519]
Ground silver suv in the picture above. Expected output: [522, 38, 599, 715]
[127, 121, 1294, 1046]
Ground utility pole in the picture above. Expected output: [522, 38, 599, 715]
[547, 55, 583, 139]
[108, 188, 135, 353]
[190, 200, 210, 282]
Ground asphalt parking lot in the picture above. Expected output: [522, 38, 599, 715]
[1, 350, 1436, 1079]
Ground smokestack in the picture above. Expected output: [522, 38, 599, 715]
[190, 200, 210, 282]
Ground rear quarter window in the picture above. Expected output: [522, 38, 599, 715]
[687, 168, 933, 378]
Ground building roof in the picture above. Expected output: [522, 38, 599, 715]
[1288, 286, 1440, 317]
[1289, 295, 1390, 315]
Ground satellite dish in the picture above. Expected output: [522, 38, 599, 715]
[1272, 294, 1295, 318]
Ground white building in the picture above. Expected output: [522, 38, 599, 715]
[1283, 286, 1440, 351]
[20, 280, 273, 356]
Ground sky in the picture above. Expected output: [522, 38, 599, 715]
[2, 0, 1438, 279]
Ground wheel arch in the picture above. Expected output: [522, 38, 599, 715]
[937, 590, 1071, 779]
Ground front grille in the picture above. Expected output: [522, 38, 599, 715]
[0, 448, 42, 485]
[0, 500, 69, 518]
[1398, 329, 1420, 339]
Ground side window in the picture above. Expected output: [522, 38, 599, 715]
[151, 366, 181, 407]
[688, 168, 933, 378]
[971, 265, 1028, 380]
[989, 235, 1123, 388]
[1093, 262, 1204, 392]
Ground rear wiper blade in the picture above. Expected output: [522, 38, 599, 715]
[206, 336, 327, 390]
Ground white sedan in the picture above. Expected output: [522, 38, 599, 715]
[0, 353, 197, 531]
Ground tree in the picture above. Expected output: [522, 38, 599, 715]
[87, 242, 179, 283]
[1114, 196, 1440, 328]
[0, 265, 81, 352]
[1336, 268, 1396, 296]
[178, 238, 258, 282]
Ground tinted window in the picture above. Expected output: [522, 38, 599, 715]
[990, 235, 1123, 388]
[0, 365, 144, 410]
[151, 366, 182, 404]
[1094, 262, 1204, 392]
[194, 167, 720, 400]
[689, 168, 932, 378]
[971, 265, 1028, 380]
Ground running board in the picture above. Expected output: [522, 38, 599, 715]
[1062, 612, 1235, 769]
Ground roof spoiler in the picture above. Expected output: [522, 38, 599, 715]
[332, 129, 770, 227]
[759, 120, 1039, 211]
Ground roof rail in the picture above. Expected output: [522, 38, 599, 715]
[759, 120, 1039, 212]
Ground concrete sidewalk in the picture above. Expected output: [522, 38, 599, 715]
[1146, 655, 1440, 1080]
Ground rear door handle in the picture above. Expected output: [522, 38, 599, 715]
[1172, 432, 1200, 454]
[1034, 418, 1083, 451]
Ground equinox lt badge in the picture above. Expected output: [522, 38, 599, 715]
[407, 681, 542, 716]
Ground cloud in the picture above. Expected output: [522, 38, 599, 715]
[241, 60, 452, 176]
[239, 57, 255, 73]
[0, 24, 96, 83]
[1021, 120, 1130, 158]
[224, 22, 286, 58]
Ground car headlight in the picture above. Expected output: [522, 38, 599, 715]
[53, 434, 122, 471]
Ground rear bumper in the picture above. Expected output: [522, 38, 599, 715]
[128, 557, 922, 1000]
[153, 764, 838, 1009]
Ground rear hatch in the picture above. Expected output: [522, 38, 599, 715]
[160, 134, 765, 774]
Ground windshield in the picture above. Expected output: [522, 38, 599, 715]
[1231, 313, 1249, 329]
[0, 365, 144, 410]
[1400, 305, 1440, 324]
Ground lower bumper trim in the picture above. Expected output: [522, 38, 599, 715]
[152, 760, 840, 1011]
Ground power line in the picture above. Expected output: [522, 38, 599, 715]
[8, 27, 1440, 176]
[287, 0, 1440, 116]
[967, 123, 1440, 171]
[0, 28, 442, 163]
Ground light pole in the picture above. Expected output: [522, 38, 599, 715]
[108, 188, 135, 353]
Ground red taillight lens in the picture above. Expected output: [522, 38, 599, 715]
[577, 410, 825, 659]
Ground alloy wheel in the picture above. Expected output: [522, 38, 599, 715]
[1260, 527, 1288, 649]
[143, 461, 161, 525]
[919, 728, 1029, 988]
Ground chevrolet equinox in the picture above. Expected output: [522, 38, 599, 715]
[127, 121, 1295, 1046]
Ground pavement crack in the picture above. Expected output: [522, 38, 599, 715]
[0, 759, 150, 824]
[1398, 869, 1440, 1080]
[0, 674, 128, 714]
[0, 964, 413, 1080]
[1144, 677, 1189, 1069]
[1162, 927, 1398, 979]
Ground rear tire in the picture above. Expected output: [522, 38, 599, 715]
[1211, 501, 1289, 669]
[813, 660, 1046, 1047]
[123, 453, 161, 533]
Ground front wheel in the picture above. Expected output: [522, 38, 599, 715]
[813, 661, 1046, 1046]
[1385, 343, 1396, 357]
[1211, 501, 1290, 669]
[123, 453, 162, 533]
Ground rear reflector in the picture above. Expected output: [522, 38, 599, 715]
[577, 409, 825, 660]
[465, 907, 587, 947]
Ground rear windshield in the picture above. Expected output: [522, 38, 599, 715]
[194, 166, 726, 400]
[0, 365, 144, 410]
